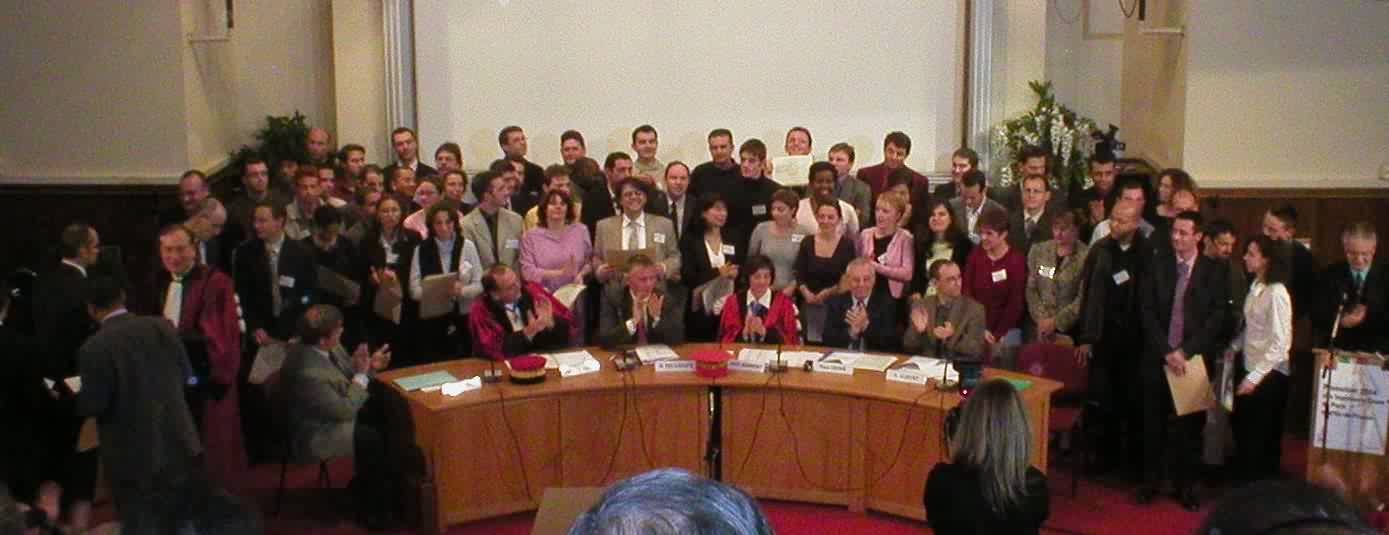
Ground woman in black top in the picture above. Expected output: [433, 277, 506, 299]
[361, 196, 422, 364]
[680, 193, 742, 342]
[925, 378, 1049, 535]
[793, 195, 857, 344]
[911, 198, 974, 297]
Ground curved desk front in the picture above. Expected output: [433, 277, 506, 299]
[377, 344, 1061, 534]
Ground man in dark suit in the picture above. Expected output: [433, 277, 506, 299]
[224, 158, 287, 247]
[1138, 211, 1230, 510]
[581, 152, 669, 237]
[232, 201, 319, 345]
[823, 259, 899, 352]
[0, 283, 48, 503]
[499, 126, 546, 209]
[383, 126, 436, 182]
[75, 277, 202, 531]
[596, 256, 686, 348]
[279, 304, 397, 529]
[1262, 204, 1318, 319]
[721, 139, 783, 252]
[854, 131, 927, 198]
[1007, 173, 1059, 255]
[689, 129, 741, 199]
[1315, 222, 1387, 353]
[933, 147, 979, 201]
[32, 222, 102, 508]
[663, 162, 698, 243]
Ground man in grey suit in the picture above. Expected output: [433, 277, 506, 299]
[1007, 174, 1059, 255]
[279, 304, 396, 528]
[903, 260, 987, 359]
[461, 171, 524, 269]
[949, 170, 1005, 244]
[593, 178, 682, 287]
[596, 256, 686, 348]
[828, 142, 872, 230]
[75, 277, 201, 531]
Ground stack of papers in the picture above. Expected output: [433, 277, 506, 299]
[821, 352, 863, 367]
[896, 356, 959, 383]
[393, 370, 460, 391]
[634, 345, 680, 364]
[736, 348, 780, 365]
[850, 354, 899, 372]
[542, 350, 599, 370]
[777, 351, 825, 368]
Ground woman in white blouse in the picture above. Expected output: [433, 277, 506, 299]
[1224, 234, 1292, 482]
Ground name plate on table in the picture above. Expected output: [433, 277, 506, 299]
[441, 377, 483, 396]
[655, 360, 696, 373]
[813, 360, 854, 375]
[729, 360, 768, 373]
[560, 359, 602, 377]
[886, 368, 929, 385]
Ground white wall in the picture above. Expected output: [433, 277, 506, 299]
[1181, 2, 1389, 188]
[992, 0, 1049, 122]
[413, 0, 962, 174]
[0, 0, 188, 183]
[1045, 0, 1122, 131]
[0, 0, 337, 185]
[332, 0, 388, 166]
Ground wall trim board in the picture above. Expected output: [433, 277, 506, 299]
[1195, 176, 1388, 191]
[1202, 187, 1389, 200]
[0, 183, 174, 197]
[0, 175, 180, 187]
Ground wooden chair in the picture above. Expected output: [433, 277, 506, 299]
[1017, 342, 1092, 497]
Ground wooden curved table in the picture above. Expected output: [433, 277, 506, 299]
[377, 344, 1061, 534]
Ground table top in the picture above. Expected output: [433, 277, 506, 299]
[377, 343, 1062, 413]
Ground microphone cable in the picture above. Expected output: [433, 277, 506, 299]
[490, 369, 536, 503]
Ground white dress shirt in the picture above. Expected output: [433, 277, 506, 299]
[1228, 280, 1292, 386]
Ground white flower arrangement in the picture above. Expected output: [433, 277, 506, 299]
[991, 81, 1099, 192]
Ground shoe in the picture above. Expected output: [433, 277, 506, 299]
[1177, 487, 1200, 512]
[1135, 486, 1157, 505]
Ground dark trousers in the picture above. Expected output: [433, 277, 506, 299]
[351, 394, 398, 517]
[109, 455, 201, 532]
[1091, 339, 1144, 474]
[1232, 367, 1288, 481]
[1141, 364, 1205, 490]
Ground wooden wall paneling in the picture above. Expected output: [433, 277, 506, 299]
[1203, 188, 1389, 266]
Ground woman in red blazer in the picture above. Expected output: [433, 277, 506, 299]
[718, 255, 800, 344]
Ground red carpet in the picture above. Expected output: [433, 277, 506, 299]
[88, 436, 1355, 534]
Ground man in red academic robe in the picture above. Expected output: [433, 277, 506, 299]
[152, 224, 246, 483]
[468, 265, 574, 360]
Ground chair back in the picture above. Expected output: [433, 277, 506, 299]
[1016, 342, 1088, 400]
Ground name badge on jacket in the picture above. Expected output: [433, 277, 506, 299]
[653, 233, 667, 244]
[991, 269, 1008, 283]
[790, 234, 805, 243]
[505, 239, 519, 250]
[1038, 265, 1056, 279]
[279, 275, 296, 288]
[721, 244, 735, 255]
[752, 205, 767, 216]
[1113, 270, 1130, 285]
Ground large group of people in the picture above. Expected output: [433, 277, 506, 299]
[1, 122, 1384, 531]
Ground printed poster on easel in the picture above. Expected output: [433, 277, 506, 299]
[1313, 360, 1389, 455]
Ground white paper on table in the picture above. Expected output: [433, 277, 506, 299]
[560, 359, 602, 377]
[736, 348, 780, 366]
[897, 356, 959, 383]
[634, 345, 680, 364]
[544, 350, 599, 370]
[248, 343, 287, 385]
[822, 352, 865, 368]
[770, 155, 813, 186]
[850, 354, 900, 372]
[1313, 361, 1389, 455]
[778, 351, 825, 368]
[442, 376, 483, 396]
[897, 356, 945, 371]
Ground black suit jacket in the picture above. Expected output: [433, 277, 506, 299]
[822, 288, 899, 352]
[75, 313, 201, 486]
[1007, 207, 1057, 254]
[232, 237, 319, 340]
[1315, 260, 1389, 353]
[1289, 240, 1319, 319]
[666, 194, 699, 243]
[596, 284, 687, 348]
[1139, 251, 1230, 378]
[33, 262, 96, 380]
[679, 227, 743, 292]
[384, 161, 437, 181]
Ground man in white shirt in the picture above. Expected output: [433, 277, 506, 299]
[949, 170, 1004, 244]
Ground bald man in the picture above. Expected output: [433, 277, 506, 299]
[306, 127, 336, 168]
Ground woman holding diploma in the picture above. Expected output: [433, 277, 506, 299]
[681, 193, 741, 342]
[1225, 234, 1292, 482]
[520, 190, 592, 293]
[409, 200, 483, 362]
[363, 195, 421, 362]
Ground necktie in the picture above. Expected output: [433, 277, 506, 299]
[626, 221, 640, 251]
[1355, 270, 1366, 292]
[198, 241, 208, 266]
[635, 303, 649, 345]
[671, 199, 680, 239]
[269, 247, 282, 317]
[1168, 261, 1190, 350]
[1025, 218, 1036, 239]
[505, 304, 524, 331]
[163, 274, 184, 327]
[854, 299, 867, 350]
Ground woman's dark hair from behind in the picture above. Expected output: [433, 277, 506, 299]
[568, 468, 772, 535]
[1248, 234, 1293, 288]
[949, 378, 1032, 514]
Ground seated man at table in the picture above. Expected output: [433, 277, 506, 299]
[823, 258, 898, 352]
[279, 305, 398, 529]
[597, 255, 686, 347]
[717, 255, 800, 344]
[904, 259, 986, 359]
[467, 264, 574, 360]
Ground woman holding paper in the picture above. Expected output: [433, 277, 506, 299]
[681, 193, 742, 342]
[363, 196, 420, 358]
[718, 255, 799, 344]
[910, 198, 974, 297]
[409, 201, 484, 362]
[520, 190, 592, 293]
[1225, 234, 1292, 482]
[858, 190, 914, 300]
